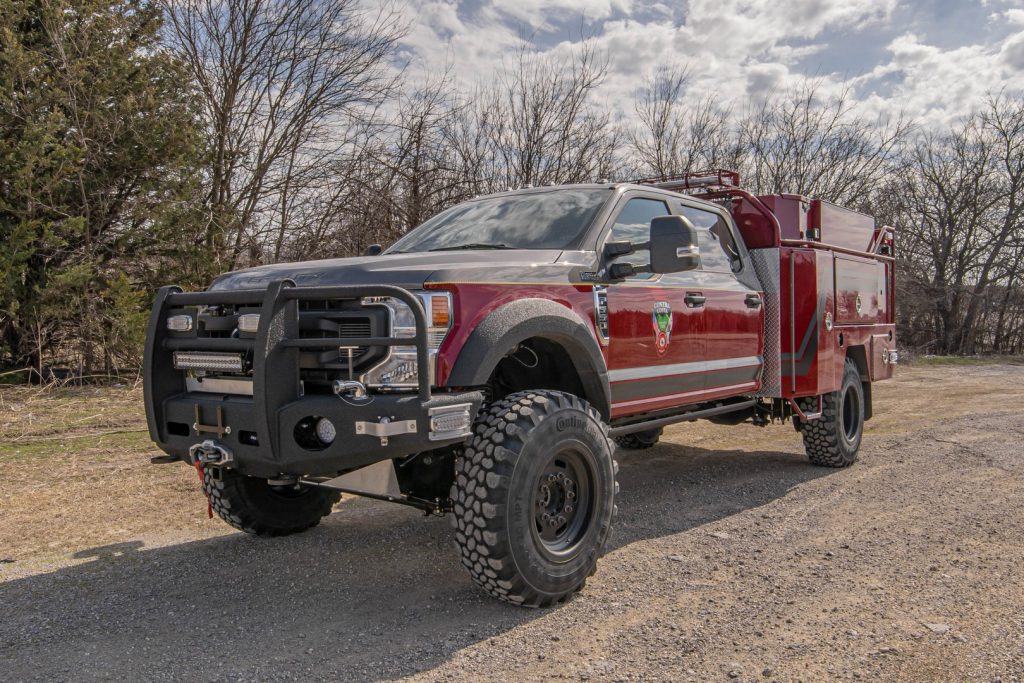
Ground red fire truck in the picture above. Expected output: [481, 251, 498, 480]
[144, 170, 897, 606]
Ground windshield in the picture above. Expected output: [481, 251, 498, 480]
[386, 188, 610, 253]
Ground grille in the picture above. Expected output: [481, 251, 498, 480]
[301, 319, 372, 339]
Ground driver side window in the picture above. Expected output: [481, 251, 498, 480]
[607, 197, 671, 278]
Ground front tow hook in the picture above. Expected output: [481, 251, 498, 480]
[189, 439, 235, 468]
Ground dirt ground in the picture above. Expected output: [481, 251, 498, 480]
[1, 363, 1023, 682]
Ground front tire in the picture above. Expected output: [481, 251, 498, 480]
[451, 390, 618, 607]
[202, 468, 340, 536]
[800, 358, 865, 467]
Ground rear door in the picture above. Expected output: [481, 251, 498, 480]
[677, 202, 764, 397]
[601, 192, 708, 419]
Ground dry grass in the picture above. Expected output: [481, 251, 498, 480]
[0, 384, 231, 565]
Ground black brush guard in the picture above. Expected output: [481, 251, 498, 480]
[144, 280, 483, 478]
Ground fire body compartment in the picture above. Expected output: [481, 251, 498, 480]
[708, 188, 897, 401]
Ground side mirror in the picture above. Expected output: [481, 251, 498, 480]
[365, 244, 383, 256]
[649, 215, 700, 274]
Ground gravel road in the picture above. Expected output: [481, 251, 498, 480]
[2, 364, 1023, 682]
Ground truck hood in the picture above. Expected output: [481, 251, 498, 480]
[209, 249, 582, 290]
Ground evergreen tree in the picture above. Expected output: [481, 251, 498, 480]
[0, 0, 205, 375]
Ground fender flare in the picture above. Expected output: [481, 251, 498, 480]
[446, 298, 611, 420]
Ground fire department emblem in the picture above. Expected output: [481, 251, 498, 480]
[652, 301, 672, 354]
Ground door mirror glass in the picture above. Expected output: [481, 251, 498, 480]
[365, 244, 383, 256]
[649, 215, 700, 273]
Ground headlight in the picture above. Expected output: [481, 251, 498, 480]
[360, 291, 453, 388]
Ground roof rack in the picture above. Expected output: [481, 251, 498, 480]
[634, 169, 741, 193]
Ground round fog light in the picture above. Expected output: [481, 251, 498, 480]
[315, 417, 336, 445]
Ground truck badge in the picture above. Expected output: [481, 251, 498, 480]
[652, 301, 672, 354]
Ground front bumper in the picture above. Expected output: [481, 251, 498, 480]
[143, 281, 482, 478]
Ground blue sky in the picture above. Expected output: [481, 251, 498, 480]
[389, 0, 1024, 126]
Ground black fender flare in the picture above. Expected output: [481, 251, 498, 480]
[446, 298, 611, 420]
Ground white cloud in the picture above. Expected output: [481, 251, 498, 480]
[389, 0, 1024, 129]
[848, 30, 1024, 126]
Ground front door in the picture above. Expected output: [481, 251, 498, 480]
[602, 193, 708, 419]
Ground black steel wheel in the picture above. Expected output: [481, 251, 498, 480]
[451, 390, 618, 607]
[532, 447, 593, 558]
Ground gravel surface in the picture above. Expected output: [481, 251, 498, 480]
[2, 365, 1023, 682]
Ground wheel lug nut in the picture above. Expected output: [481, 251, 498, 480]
[548, 474, 557, 482]
[567, 491, 575, 499]
[549, 518, 558, 527]
[564, 505, 573, 513]
[557, 516, 566, 525]
[542, 513, 550, 521]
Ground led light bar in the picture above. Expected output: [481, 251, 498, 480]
[428, 403, 473, 441]
[172, 351, 245, 373]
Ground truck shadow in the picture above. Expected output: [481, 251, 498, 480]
[0, 442, 835, 681]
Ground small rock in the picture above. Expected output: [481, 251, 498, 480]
[924, 623, 950, 634]
[847, 629, 859, 637]
[728, 671, 741, 679]
[709, 531, 731, 540]
[762, 668, 774, 678]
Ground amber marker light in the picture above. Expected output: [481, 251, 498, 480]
[431, 295, 451, 327]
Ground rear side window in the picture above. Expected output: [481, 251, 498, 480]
[608, 198, 671, 274]
[680, 206, 743, 273]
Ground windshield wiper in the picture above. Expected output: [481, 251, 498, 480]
[428, 243, 513, 252]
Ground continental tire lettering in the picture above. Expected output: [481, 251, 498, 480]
[556, 415, 587, 431]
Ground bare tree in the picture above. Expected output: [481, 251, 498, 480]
[888, 93, 1024, 354]
[447, 43, 620, 193]
[161, 0, 405, 267]
[628, 64, 742, 179]
[739, 81, 910, 208]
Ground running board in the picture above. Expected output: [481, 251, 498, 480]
[608, 400, 758, 437]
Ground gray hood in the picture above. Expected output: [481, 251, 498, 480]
[209, 249, 583, 290]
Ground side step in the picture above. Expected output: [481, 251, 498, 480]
[608, 399, 757, 438]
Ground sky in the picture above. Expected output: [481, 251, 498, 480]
[387, 0, 1024, 127]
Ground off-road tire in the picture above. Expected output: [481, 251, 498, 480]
[202, 468, 340, 536]
[451, 390, 618, 607]
[800, 358, 864, 467]
[613, 427, 663, 450]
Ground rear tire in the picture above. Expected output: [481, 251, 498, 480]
[800, 358, 865, 467]
[202, 468, 340, 536]
[451, 390, 618, 607]
[613, 427, 663, 450]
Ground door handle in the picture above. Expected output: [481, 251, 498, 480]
[745, 294, 762, 308]
[684, 292, 706, 308]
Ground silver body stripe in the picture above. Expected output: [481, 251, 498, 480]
[609, 356, 763, 383]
